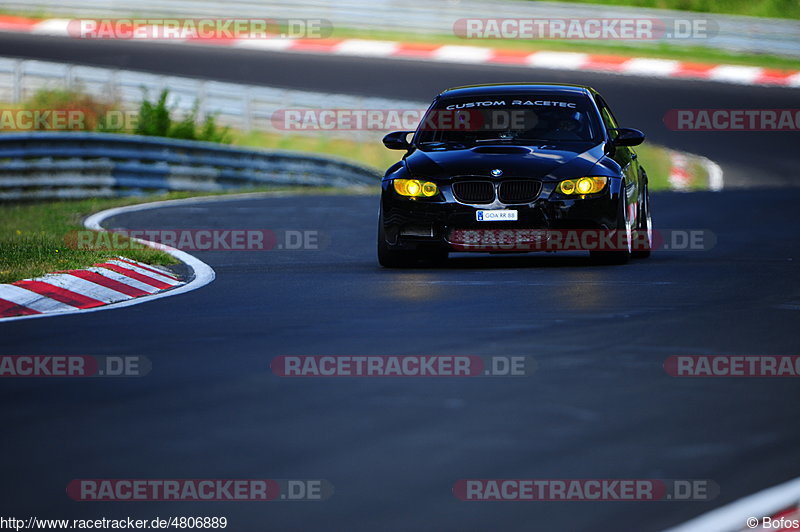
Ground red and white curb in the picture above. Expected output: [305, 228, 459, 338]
[0, 198, 217, 323]
[668, 150, 724, 191]
[1, 16, 798, 89]
[664, 475, 800, 532]
[0, 257, 183, 318]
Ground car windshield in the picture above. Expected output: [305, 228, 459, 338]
[415, 94, 602, 149]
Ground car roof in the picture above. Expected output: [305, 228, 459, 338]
[437, 83, 595, 100]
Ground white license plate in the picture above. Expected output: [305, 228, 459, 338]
[476, 210, 518, 222]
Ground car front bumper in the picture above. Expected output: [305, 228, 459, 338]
[380, 180, 622, 253]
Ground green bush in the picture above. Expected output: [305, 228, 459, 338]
[135, 89, 231, 144]
[24, 88, 118, 131]
[12, 88, 230, 144]
[135, 89, 172, 137]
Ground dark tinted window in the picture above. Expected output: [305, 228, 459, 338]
[594, 95, 620, 131]
[415, 93, 602, 148]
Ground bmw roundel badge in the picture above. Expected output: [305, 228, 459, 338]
[490, 169, 503, 177]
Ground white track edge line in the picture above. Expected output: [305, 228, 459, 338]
[663, 476, 800, 532]
[701, 155, 725, 192]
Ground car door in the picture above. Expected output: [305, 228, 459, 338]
[595, 93, 640, 227]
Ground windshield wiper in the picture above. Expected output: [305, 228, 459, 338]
[417, 140, 468, 149]
[473, 137, 517, 143]
[473, 137, 551, 144]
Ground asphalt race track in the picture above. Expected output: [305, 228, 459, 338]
[1, 32, 800, 531]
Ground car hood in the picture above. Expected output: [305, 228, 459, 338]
[405, 143, 608, 180]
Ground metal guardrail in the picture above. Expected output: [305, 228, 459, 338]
[6, 0, 800, 57]
[0, 132, 379, 200]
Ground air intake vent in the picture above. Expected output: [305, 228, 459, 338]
[452, 181, 494, 204]
[498, 180, 541, 203]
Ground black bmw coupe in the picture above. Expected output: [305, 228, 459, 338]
[378, 83, 652, 267]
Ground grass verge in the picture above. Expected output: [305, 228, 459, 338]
[637, 144, 673, 190]
[232, 131, 400, 170]
[519, 0, 800, 19]
[0, 196, 179, 284]
[4, 0, 800, 19]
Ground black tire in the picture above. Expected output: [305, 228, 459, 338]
[377, 213, 418, 268]
[590, 188, 631, 265]
[632, 184, 652, 259]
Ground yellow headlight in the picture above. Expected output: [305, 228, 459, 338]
[558, 177, 607, 196]
[576, 177, 594, 194]
[393, 179, 413, 196]
[559, 180, 576, 195]
[394, 179, 438, 197]
[422, 182, 438, 197]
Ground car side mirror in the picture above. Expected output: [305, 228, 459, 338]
[383, 131, 414, 150]
[611, 128, 645, 147]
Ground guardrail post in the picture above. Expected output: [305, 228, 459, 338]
[109, 69, 119, 100]
[66, 64, 74, 91]
[243, 87, 253, 131]
[12, 60, 22, 103]
[197, 81, 207, 123]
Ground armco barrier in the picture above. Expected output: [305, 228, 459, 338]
[0, 132, 379, 200]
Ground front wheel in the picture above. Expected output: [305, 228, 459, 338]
[377, 214, 418, 268]
[590, 187, 631, 265]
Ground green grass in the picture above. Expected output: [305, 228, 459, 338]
[636, 144, 672, 190]
[637, 146, 667, 189]
[232, 130, 401, 171]
[331, 27, 800, 71]
[523, 0, 800, 19]
[0, 197, 179, 284]
[4, 0, 798, 19]
[637, 144, 711, 191]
